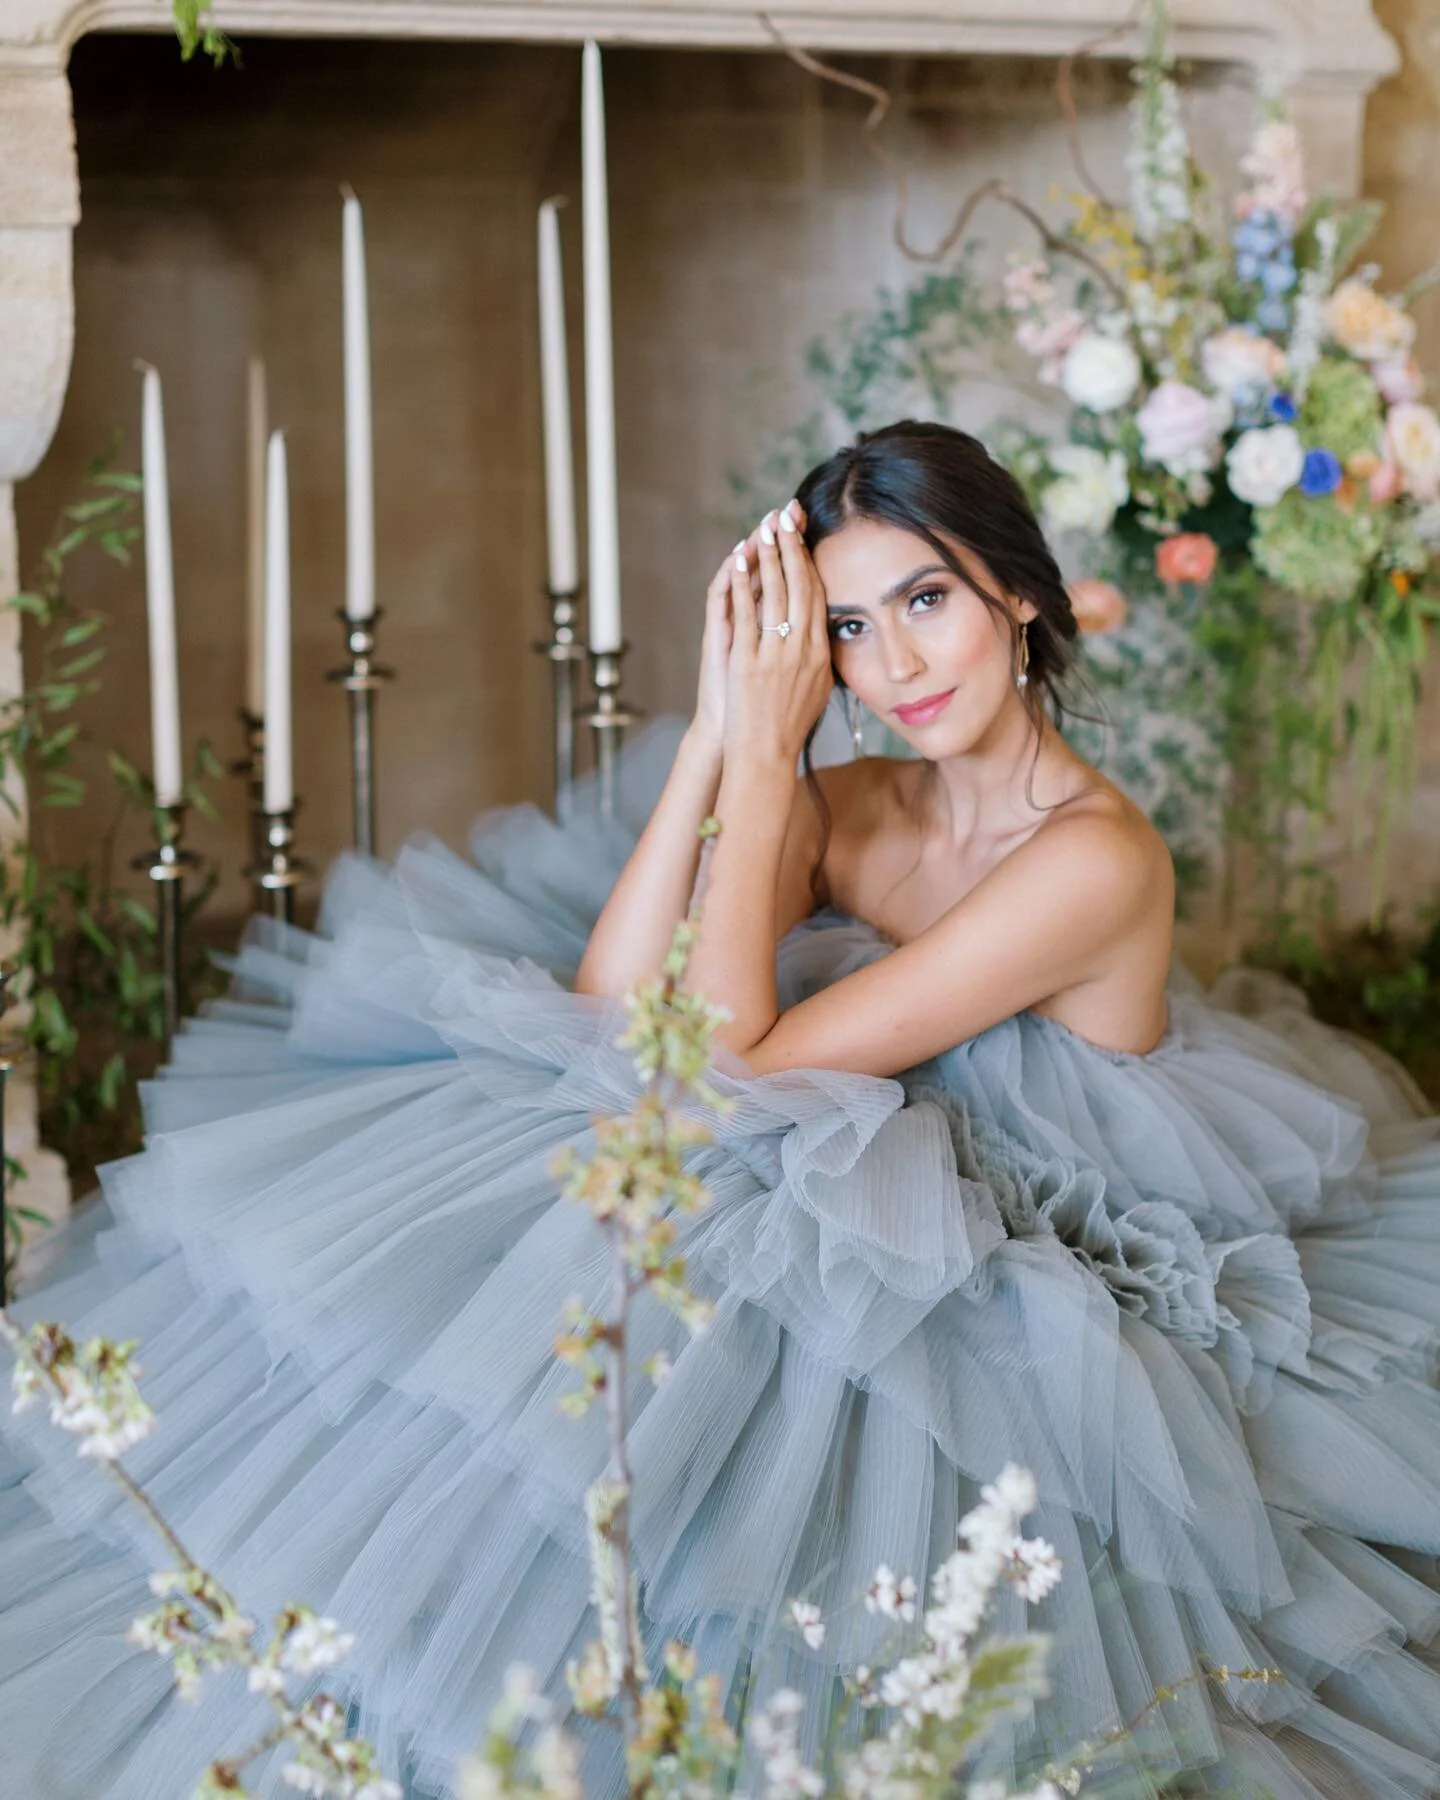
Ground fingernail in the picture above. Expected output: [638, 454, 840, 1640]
[734, 549, 748, 572]
[779, 504, 798, 533]
[760, 515, 776, 547]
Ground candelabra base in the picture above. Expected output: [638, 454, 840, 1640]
[535, 585, 588, 822]
[231, 708, 267, 893]
[246, 806, 315, 928]
[326, 609, 394, 859]
[131, 803, 203, 1055]
[578, 645, 641, 821]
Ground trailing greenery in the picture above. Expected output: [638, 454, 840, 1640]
[1, 446, 224, 1281]
[171, 0, 235, 67]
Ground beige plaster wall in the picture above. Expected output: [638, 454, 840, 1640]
[21, 31, 1404, 956]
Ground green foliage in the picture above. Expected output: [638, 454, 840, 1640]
[0, 446, 224, 1275]
[171, 0, 235, 66]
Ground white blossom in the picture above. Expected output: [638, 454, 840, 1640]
[282, 1614, 356, 1676]
[865, 1564, 918, 1622]
[750, 1689, 824, 1800]
[1006, 1536, 1063, 1604]
[788, 1599, 826, 1649]
[280, 1765, 331, 1798]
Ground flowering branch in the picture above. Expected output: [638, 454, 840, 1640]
[0, 1311, 397, 1800]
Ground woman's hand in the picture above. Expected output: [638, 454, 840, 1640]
[692, 547, 740, 754]
[723, 500, 833, 769]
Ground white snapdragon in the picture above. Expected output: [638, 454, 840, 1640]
[1126, 67, 1192, 244]
[1041, 446, 1129, 536]
[1226, 424, 1304, 507]
[1287, 216, 1338, 402]
[1060, 333, 1141, 413]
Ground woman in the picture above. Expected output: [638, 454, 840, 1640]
[1, 423, 1438, 1800]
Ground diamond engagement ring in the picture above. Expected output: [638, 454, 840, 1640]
[759, 621, 793, 638]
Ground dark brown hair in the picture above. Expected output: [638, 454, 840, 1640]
[795, 419, 1085, 900]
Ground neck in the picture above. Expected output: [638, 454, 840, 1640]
[924, 696, 1058, 847]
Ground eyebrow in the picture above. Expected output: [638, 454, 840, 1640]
[825, 563, 951, 614]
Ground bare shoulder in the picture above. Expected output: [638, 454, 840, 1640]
[1012, 771, 1173, 916]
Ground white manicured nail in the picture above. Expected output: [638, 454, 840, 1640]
[760, 516, 777, 546]
[779, 505, 798, 533]
[734, 549, 748, 572]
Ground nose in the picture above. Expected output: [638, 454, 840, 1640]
[881, 621, 925, 686]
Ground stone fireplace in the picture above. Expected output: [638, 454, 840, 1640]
[0, 0, 1404, 1230]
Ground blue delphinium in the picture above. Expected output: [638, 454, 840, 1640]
[1269, 391, 1298, 424]
[1234, 207, 1296, 335]
[1299, 449, 1344, 497]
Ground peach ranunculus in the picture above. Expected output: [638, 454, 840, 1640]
[1385, 401, 1440, 501]
[1154, 532, 1220, 587]
[1325, 279, 1416, 364]
[1066, 578, 1129, 635]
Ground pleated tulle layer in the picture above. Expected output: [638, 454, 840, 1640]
[2, 720, 1439, 1800]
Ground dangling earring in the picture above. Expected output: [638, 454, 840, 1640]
[844, 689, 865, 757]
[1015, 620, 1031, 691]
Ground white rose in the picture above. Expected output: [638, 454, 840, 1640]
[1225, 424, 1304, 508]
[1385, 401, 1440, 501]
[1041, 445, 1129, 535]
[1200, 327, 1285, 398]
[1060, 333, 1141, 413]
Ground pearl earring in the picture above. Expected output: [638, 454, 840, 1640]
[1015, 620, 1031, 691]
[845, 690, 865, 757]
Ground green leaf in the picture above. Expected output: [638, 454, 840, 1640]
[57, 647, 105, 679]
[57, 616, 104, 648]
[8, 591, 51, 621]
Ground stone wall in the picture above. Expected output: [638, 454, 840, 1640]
[18, 33, 1265, 951]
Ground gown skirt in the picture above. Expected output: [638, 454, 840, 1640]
[1, 722, 1438, 1800]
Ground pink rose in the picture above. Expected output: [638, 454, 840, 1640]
[1368, 460, 1403, 505]
[1066, 578, 1129, 635]
[1016, 310, 1086, 384]
[1137, 380, 1227, 475]
[1372, 357, 1425, 406]
[1155, 532, 1220, 588]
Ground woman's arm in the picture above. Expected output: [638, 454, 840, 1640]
[737, 809, 1166, 1076]
[573, 725, 723, 997]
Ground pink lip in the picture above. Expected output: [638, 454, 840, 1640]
[892, 688, 956, 726]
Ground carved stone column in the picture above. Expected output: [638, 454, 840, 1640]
[0, 56, 80, 1241]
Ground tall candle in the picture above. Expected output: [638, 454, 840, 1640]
[262, 430, 293, 815]
[341, 186, 376, 622]
[139, 364, 183, 808]
[245, 355, 268, 720]
[581, 40, 622, 653]
[537, 198, 580, 596]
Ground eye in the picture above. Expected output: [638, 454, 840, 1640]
[907, 587, 945, 616]
[827, 615, 867, 642]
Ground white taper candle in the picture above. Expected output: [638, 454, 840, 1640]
[537, 198, 580, 596]
[140, 364, 183, 808]
[581, 41, 622, 653]
[245, 355, 268, 720]
[262, 430, 293, 815]
[341, 186, 376, 623]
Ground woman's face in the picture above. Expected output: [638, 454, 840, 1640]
[812, 517, 1036, 757]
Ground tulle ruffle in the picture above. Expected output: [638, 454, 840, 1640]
[1, 720, 1437, 1799]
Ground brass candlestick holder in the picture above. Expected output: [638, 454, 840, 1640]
[231, 708, 267, 901]
[534, 585, 587, 822]
[250, 805, 314, 927]
[580, 645, 639, 822]
[326, 610, 394, 858]
[132, 802, 202, 1054]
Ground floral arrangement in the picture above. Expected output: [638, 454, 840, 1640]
[999, 0, 1440, 926]
[0, 870, 1277, 1798]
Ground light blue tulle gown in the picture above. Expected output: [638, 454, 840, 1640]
[2, 719, 1439, 1800]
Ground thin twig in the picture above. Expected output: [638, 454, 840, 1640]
[757, 13, 1128, 303]
[1056, 0, 1150, 207]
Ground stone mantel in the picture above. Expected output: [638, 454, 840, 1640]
[0, 1, 1401, 85]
